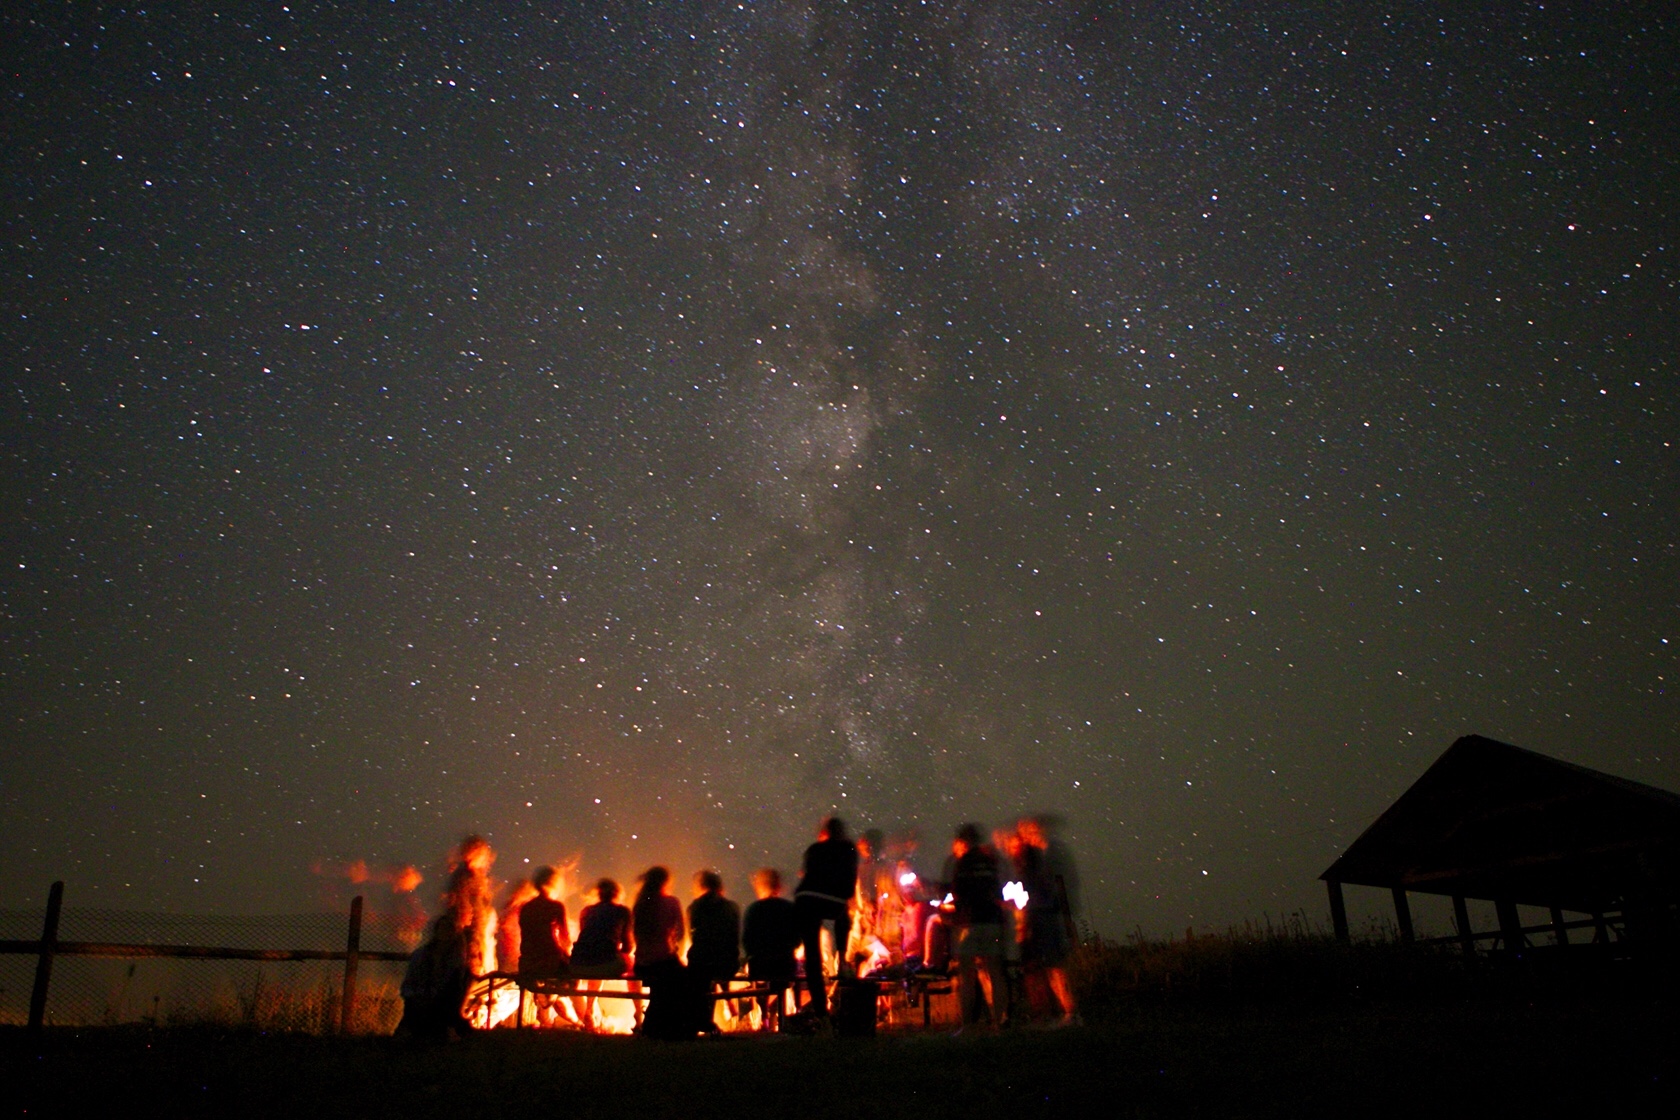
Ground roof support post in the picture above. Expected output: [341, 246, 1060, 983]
[1452, 895, 1475, 958]
[1549, 906, 1568, 948]
[1495, 899, 1524, 956]
[1327, 879, 1349, 944]
[1391, 887, 1414, 945]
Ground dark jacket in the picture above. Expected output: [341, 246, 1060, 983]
[517, 895, 570, 978]
[686, 892, 742, 982]
[571, 901, 632, 968]
[795, 837, 859, 904]
[951, 846, 1004, 927]
[742, 895, 800, 979]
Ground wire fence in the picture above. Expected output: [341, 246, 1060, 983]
[0, 890, 419, 1034]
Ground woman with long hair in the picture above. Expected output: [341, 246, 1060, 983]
[631, 866, 684, 978]
[632, 865, 696, 1037]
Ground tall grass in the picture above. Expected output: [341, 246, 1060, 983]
[152, 973, 405, 1035]
[1069, 911, 1473, 1011]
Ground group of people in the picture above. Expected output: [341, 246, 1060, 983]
[397, 815, 1079, 1039]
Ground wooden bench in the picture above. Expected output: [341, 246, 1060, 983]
[903, 970, 956, 1027]
[478, 972, 781, 1031]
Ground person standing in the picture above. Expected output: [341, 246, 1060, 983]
[950, 822, 1008, 1028]
[793, 816, 858, 1017]
[1018, 816, 1080, 1026]
[443, 834, 498, 976]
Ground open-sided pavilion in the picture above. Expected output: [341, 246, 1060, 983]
[1321, 735, 1680, 953]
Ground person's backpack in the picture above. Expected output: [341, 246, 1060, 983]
[640, 963, 707, 1040]
[833, 978, 878, 1038]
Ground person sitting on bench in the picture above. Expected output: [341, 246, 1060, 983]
[518, 865, 573, 1026]
[743, 867, 799, 1029]
[571, 877, 633, 1029]
[687, 869, 742, 1032]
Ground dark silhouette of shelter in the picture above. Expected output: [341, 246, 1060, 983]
[1321, 735, 1680, 953]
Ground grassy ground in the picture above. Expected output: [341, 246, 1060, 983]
[8, 932, 1679, 1117]
[6, 992, 1678, 1119]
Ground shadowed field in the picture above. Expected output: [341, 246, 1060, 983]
[7, 993, 1678, 1119]
[8, 929, 1680, 1116]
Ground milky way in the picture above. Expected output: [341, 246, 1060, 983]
[3, 1, 1677, 934]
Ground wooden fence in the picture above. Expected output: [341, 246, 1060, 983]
[1, 882, 411, 1034]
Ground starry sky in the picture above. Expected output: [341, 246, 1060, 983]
[3, 1, 1677, 935]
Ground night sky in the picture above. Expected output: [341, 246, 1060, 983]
[4, 1, 1677, 936]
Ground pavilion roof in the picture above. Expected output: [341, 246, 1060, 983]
[1321, 735, 1680, 911]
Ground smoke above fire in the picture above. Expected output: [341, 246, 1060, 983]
[311, 858, 424, 894]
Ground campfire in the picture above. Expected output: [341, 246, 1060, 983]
[458, 859, 781, 1035]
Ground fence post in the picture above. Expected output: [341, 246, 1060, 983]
[340, 895, 363, 1034]
[28, 880, 65, 1035]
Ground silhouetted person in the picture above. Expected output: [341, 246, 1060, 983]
[573, 878, 633, 977]
[895, 865, 932, 972]
[632, 866, 684, 981]
[397, 909, 473, 1040]
[950, 822, 1008, 1028]
[794, 816, 858, 1016]
[516, 865, 573, 1027]
[444, 834, 498, 976]
[572, 878, 633, 1029]
[518, 866, 572, 980]
[1017, 816, 1079, 1026]
[687, 869, 741, 1033]
[743, 867, 799, 1028]
[497, 878, 539, 975]
[633, 865, 698, 1038]
[687, 869, 742, 987]
[1036, 813, 1082, 929]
